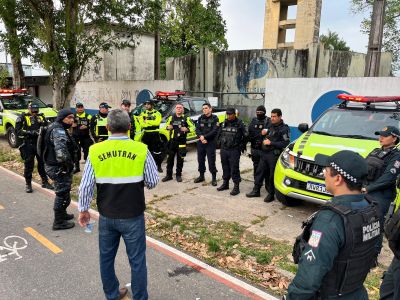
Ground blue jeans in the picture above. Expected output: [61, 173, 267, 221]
[99, 214, 148, 300]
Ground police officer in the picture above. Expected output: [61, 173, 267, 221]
[246, 108, 290, 202]
[162, 103, 195, 182]
[140, 99, 163, 172]
[286, 150, 381, 300]
[216, 107, 247, 196]
[72, 102, 93, 173]
[90, 102, 110, 142]
[364, 126, 400, 217]
[43, 109, 77, 230]
[380, 189, 400, 300]
[120, 99, 141, 141]
[194, 103, 220, 186]
[16, 103, 53, 193]
[246, 105, 270, 184]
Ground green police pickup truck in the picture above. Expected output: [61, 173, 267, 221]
[0, 89, 57, 148]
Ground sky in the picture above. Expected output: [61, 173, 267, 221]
[220, 0, 370, 53]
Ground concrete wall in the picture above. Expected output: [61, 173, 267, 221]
[38, 85, 53, 104]
[73, 80, 183, 110]
[167, 47, 393, 117]
[81, 34, 155, 82]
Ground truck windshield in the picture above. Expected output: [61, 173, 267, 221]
[1, 95, 48, 110]
[311, 109, 400, 140]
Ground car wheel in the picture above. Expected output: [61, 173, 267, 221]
[7, 126, 21, 148]
[276, 190, 301, 206]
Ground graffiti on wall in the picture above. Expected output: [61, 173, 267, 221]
[236, 54, 277, 100]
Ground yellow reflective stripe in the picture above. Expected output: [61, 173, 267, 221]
[96, 176, 144, 184]
[179, 144, 186, 148]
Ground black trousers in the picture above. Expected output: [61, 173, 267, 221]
[251, 148, 269, 187]
[45, 165, 73, 212]
[380, 256, 400, 300]
[197, 140, 217, 174]
[22, 141, 47, 183]
[142, 131, 164, 168]
[220, 148, 241, 183]
[73, 135, 93, 163]
[166, 140, 185, 176]
[254, 151, 278, 196]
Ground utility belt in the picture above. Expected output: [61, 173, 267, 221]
[144, 125, 159, 131]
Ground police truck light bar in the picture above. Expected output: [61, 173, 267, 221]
[155, 91, 186, 97]
[0, 88, 28, 94]
[337, 94, 400, 103]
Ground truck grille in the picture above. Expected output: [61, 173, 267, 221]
[295, 158, 324, 180]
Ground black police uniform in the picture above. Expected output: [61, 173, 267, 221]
[247, 115, 270, 180]
[44, 110, 77, 230]
[288, 195, 381, 299]
[90, 111, 109, 143]
[72, 111, 93, 171]
[16, 110, 52, 192]
[379, 192, 400, 300]
[163, 114, 194, 182]
[194, 113, 220, 185]
[253, 120, 290, 201]
[365, 146, 400, 216]
[217, 117, 247, 195]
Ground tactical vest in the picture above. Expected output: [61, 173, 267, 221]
[249, 117, 269, 149]
[43, 122, 76, 166]
[73, 112, 91, 136]
[220, 119, 243, 149]
[89, 139, 147, 219]
[293, 196, 381, 298]
[198, 114, 218, 136]
[384, 199, 400, 259]
[261, 122, 287, 153]
[142, 110, 160, 131]
[169, 114, 189, 141]
[24, 114, 45, 130]
[366, 148, 394, 182]
[95, 114, 109, 138]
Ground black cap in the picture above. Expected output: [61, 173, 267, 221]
[29, 103, 40, 111]
[375, 126, 400, 138]
[56, 108, 74, 122]
[226, 107, 235, 115]
[315, 150, 367, 184]
[144, 99, 154, 105]
[256, 105, 266, 114]
[76, 102, 84, 107]
[121, 99, 131, 106]
[99, 102, 111, 109]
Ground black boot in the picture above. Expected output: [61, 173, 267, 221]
[176, 175, 182, 182]
[25, 182, 33, 193]
[162, 174, 173, 182]
[264, 194, 275, 203]
[158, 165, 163, 173]
[246, 185, 261, 198]
[41, 179, 54, 190]
[211, 173, 217, 186]
[52, 210, 75, 230]
[217, 180, 229, 191]
[230, 182, 240, 196]
[194, 173, 205, 183]
[63, 211, 74, 220]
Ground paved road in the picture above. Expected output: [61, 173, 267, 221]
[0, 167, 276, 300]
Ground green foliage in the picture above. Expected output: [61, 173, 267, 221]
[351, 0, 400, 71]
[319, 30, 351, 51]
[144, 0, 228, 78]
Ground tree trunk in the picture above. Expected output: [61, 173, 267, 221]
[10, 54, 25, 89]
[52, 73, 63, 110]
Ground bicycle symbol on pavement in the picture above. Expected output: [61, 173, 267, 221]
[0, 235, 28, 262]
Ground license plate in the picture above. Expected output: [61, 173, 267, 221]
[306, 181, 330, 195]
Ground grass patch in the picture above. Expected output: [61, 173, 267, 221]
[207, 238, 221, 252]
[250, 215, 268, 225]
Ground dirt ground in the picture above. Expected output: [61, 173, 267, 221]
[1, 138, 393, 267]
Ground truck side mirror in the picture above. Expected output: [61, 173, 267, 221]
[298, 123, 309, 133]
[47, 104, 53, 108]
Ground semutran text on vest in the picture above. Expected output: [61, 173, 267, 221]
[362, 221, 380, 242]
[98, 150, 137, 162]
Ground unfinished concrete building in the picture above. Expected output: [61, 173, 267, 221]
[263, 0, 322, 49]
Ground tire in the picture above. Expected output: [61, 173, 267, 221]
[276, 189, 301, 207]
[6, 126, 22, 148]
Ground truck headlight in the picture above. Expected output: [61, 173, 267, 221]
[280, 149, 295, 169]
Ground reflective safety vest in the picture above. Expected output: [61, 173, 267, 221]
[89, 139, 148, 218]
[95, 115, 109, 138]
[25, 114, 45, 130]
[140, 109, 162, 131]
[73, 112, 92, 136]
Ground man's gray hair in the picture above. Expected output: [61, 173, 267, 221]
[107, 109, 130, 134]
